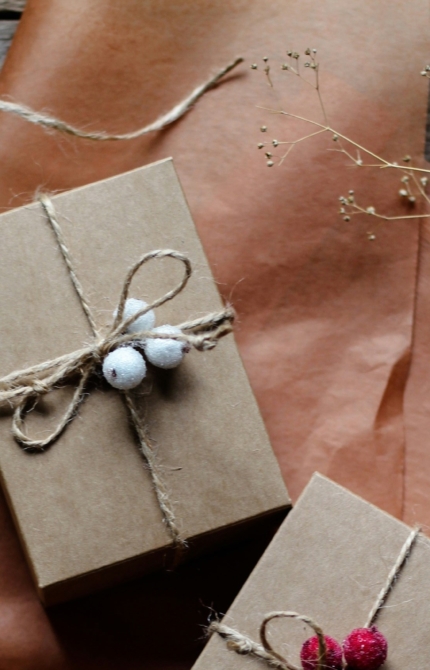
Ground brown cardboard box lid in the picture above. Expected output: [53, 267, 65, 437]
[0, 158, 289, 604]
[193, 473, 430, 670]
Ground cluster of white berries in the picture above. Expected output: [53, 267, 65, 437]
[102, 298, 188, 391]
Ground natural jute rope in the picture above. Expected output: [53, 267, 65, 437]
[0, 195, 234, 550]
[0, 57, 243, 140]
[209, 526, 420, 670]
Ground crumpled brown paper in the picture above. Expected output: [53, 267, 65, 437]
[0, 0, 427, 667]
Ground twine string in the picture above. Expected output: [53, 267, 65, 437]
[209, 614, 325, 670]
[364, 525, 420, 628]
[260, 613, 326, 670]
[0, 57, 243, 141]
[122, 389, 184, 551]
[11, 366, 93, 451]
[39, 193, 100, 339]
[207, 622, 287, 669]
[209, 526, 421, 669]
[111, 249, 192, 337]
[0, 196, 234, 548]
[0, 308, 234, 403]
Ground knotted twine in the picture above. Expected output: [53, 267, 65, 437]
[209, 526, 420, 670]
[0, 194, 234, 551]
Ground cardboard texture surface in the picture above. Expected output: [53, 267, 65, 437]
[0, 158, 289, 604]
[193, 473, 430, 670]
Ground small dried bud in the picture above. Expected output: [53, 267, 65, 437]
[260, 126, 267, 132]
[292, 52, 300, 59]
[333, 134, 339, 141]
[348, 190, 354, 195]
[250, 63, 258, 70]
[287, 50, 293, 56]
[401, 175, 409, 182]
[402, 155, 411, 162]
[281, 63, 289, 70]
[420, 177, 428, 186]
[399, 189, 408, 196]
[263, 56, 268, 62]
[312, 48, 317, 54]
[343, 216, 350, 222]
[267, 160, 274, 167]
[304, 62, 310, 67]
[265, 152, 272, 158]
[421, 71, 427, 76]
[368, 233, 376, 241]
[408, 196, 416, 203]
[366, 206, 376, 215]
[304, 48, 311, 55]
[339, 208, 345, 214]
[272, 139, 279, 147]
[258, 143, 264, 149]
[310, 63, 317, 69]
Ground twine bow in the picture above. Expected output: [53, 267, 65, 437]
[210, 612, 326, 670]
[209, 526, 420, 669]
[0, 194, 234, 548]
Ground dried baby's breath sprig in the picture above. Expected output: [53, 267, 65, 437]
[338, 172, 428, 239]
[252, 50, 430, 238]
[262, 56, 273, 88]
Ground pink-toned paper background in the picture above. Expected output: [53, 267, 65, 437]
[0, 0, 427, 667]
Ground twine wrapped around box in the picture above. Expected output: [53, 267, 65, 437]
[0, 194, 234, 551]
[209, 526, 420, 670]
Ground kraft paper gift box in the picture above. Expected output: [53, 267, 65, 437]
[194, 473, 430, 670]
[0, 158, 289, 605]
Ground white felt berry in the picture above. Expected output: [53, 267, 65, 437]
[114, 298, 155, 334]
[144, 325, 186, 369]
[102, 347, 147, 390]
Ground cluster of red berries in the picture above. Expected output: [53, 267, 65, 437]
[300, 626, 387, 670]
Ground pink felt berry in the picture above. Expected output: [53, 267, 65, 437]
[343, 626, 387, 670]
[300, 635, 343, 670]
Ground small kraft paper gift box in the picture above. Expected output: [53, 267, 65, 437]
[196, 473, 430, 670]
[0, 158, 289, 605]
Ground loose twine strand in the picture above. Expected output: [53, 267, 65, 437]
[0, 196, 234, 550]
[0, 57, 243, 141]
[209, 526, 421, 670]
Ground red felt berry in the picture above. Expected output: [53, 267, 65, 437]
[343, 626, 387, 670]
[300, 635, 343, 670]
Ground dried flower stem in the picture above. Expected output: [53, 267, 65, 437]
[254, 50, 430, 237]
